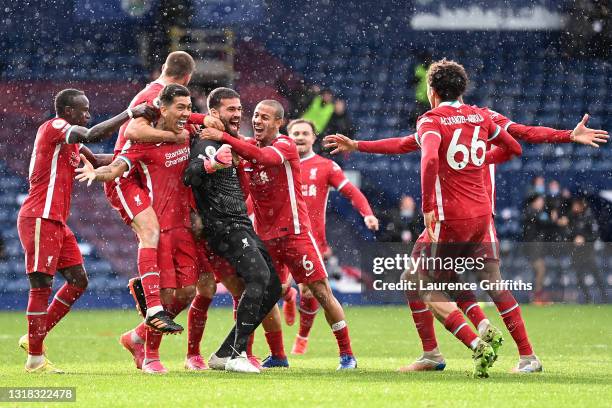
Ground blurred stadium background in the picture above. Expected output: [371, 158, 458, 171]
[0, 0, 610, 309]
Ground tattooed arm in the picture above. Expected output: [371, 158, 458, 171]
[74, 154, 129, 186]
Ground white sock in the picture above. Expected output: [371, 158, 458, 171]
[470, 338, 480, 350]
[477, 319, 490, 336]
[26, 354, 45, 368]
[147, 305, 164, 317]
[331, 320, 347, 331]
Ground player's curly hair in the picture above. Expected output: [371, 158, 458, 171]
[287, 119, 317, 136]
[158, 84, 190, 106]
[427, 59, 468, 101]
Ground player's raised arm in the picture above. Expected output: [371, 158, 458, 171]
[187, 112, 226, 131]
[66, 103, 157, 144]
[78, 145, 114, 168]
[74, 155, 129, 186]
[324, 133, 419, 155]
[200, 128, 284, 167]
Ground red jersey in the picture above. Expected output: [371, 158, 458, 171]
[417, 101, 501, 221]
[117, 140, 191, 231]
[239, 135, 312, 240]
[19, 118, 81, 223]
[113, 80, 165, 154]
[299, 152, 349, 248]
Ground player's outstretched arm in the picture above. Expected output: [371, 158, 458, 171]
[485, 127, 523, 165]
[74, 155, 128, 186]
[201, 128, 283, 167]
[323, 133, 419, 155]
[509, 114, 608, 147]
[66, 103, 157, 144]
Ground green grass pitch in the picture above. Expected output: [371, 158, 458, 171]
[1, 305, 611, 407]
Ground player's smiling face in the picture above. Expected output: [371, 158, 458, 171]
[160, 95, 192, 133]
[214, 97, 242, 137]
[65, 95, 91, 127]
[252, 103, 281, 144]
[289, 122, 316, 156]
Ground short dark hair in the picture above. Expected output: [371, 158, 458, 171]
[54, 88, 85, 115]
[207, 87, 240, 110]
[259, 99, 284, 119]
[159, 84, 191, 106]
[163, 51, 196, 78]
[287, 119, 316, 135]
[427, 59, 468, 101]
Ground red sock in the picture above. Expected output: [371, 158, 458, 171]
[494, 291, 533, 356]
[298, 296, 319, 338]
[247, 333, 255, 357]
[264, 330, 286, 359]
[284, 286, 296, 301]
[26, 287, 51, 356]
[408, 300, 438, 352]
[456, 290, 487, 329]
[46, 283, 85, 332]
[134, 322, 147, 341]
[187, 295, 212, 357]
[444, 310, 479, 349]
[138, 248, 162, 310]
[332, 321, 353, 356]
[145, 327, 163, 361]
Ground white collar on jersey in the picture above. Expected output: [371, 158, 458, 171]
[439, 100, 462, 108]
[300, 151, 316, 162]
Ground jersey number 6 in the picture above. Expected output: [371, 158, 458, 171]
[447, 126, 486, 170]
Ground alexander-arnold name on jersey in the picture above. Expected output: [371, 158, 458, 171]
[440, 113, 484, 126]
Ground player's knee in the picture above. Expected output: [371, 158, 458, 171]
[160, 288, 175, 305]
[309, 280, 331, 304]
[60, 265, 89, 289]
[197, 273, 217, 297]
[28, 272, 53, 289]
[133, 213, 160, 247]
[176, 285, 196, 304]
[300, 285, 314, 299]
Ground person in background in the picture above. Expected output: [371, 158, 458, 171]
[378, 195, 422, 243]
[302, 88, 335, 135]
[320, 99, 355, 161]
[522, 194, 553, 305]
[0, 232, 6, 260]
[568, 198, 608, 303]
[411, 52, 432, 124]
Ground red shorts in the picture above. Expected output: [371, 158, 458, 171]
[104, 177, 151, 225]
[195, 238, 235, 283]
[412, 215, 499, 277]
[264, 232, 327, 285]
[158, 227, 198, 289]
[17, 217, 83, 275]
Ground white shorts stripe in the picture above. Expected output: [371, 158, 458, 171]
[140, 272, 160, 280]
[488, 164, 496, 214]
[140, 161, 154, 201]
[452, 322, 467, 336]
[307, 231, 328, 277]
[489, 221, 497, 258]
[33, 218, 42, 272]
[115, 185, 134, 220]
[499, 303, 519, 316]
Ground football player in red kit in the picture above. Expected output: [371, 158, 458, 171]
[76, 84, 199, 374]
[201, 100, 358, 370]
[285, 118, 378, 355]
[17, 88, 155, 373]
[324, 72, 608, 375]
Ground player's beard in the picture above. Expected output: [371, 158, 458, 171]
[221, 117, 239, 137]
